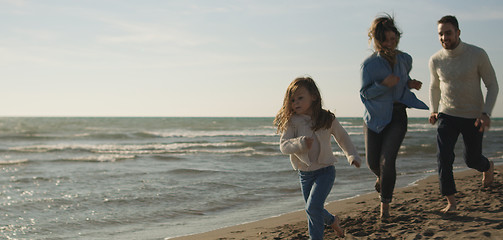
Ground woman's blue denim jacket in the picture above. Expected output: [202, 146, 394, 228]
[360, 52, 428, 133]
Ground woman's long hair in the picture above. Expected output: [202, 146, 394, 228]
[368, 14, 402, 67]
[274, 77, 334, 133]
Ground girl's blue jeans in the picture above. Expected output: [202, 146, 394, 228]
[298, 165, 336, 240]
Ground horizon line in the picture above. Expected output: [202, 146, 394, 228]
[2, 115, 501, 119]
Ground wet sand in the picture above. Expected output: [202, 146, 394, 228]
[173, 164, 503, 239]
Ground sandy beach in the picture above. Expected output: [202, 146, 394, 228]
[173, 164, 503, 239]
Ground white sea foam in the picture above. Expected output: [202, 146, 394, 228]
[0, 159, 29, 165]
[143, 130, 277, 138]
[62, 154, 136, 162]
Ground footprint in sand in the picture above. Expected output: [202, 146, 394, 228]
[423, 228, 435, 237]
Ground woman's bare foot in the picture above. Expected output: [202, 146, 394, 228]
[441, 195, 457, 213]
[483, 160, 494, 187]
[380, 202, 390, 218]
[375, 178, 381, 193]
[330, 216, 345, 238]
[441, 204, 457, 213]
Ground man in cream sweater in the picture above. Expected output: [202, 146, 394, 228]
[429, 15, 499, 213]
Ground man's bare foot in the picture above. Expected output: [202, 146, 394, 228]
[330, 216, 345, 237]
[380, 202, 390, 218]
[483, 160, 494, 187]
[441, 195, 457, 213]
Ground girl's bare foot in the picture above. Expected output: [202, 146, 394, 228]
[330, 216, 345, 237]
[483, 160, 494, 187]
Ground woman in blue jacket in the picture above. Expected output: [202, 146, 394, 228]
[360, 14, 428, 218]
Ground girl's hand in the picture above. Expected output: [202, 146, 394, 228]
[408, 79, 423, 90]
[381, 74, 400, 87]
[305, 137, 314, 149]
[351, 161, 361, 168]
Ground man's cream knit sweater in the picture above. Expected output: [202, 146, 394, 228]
[429, 41, 499, 118]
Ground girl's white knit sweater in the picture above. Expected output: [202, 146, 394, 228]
[279, 114, 361, 171]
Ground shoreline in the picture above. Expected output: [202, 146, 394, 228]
[171, 164, 503, 239]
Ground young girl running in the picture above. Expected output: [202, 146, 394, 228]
[274, 77, 361, 239]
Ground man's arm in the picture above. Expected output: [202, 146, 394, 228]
[479, 50, 499, 116]
[429, 58, 441, 124]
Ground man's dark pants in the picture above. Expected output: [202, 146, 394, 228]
[436, 113, 491, 196]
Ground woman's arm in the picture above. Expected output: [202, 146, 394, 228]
[360, 67, 397, 100]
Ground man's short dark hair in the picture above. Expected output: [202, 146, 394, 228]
[438, 15, 459, 30]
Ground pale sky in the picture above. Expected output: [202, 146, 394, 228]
[1, 0, 502, 117]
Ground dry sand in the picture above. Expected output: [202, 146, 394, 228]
[173, 165, 503, 239]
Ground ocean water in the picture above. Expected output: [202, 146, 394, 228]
[0, 117, 501, 239]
